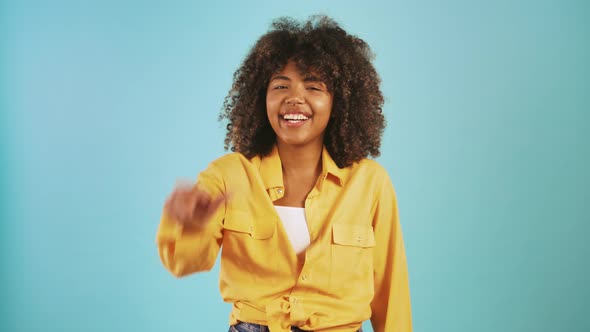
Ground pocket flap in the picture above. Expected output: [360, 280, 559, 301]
[224, 211, 275, 240]
[332, 224, 376, 248]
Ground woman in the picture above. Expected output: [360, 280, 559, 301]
[156, 15, 412, 332]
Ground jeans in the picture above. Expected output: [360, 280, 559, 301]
[228, 321, 363, 332]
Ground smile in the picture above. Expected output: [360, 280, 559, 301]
[280, 113, 310, 127]
[282, 113, 310, 122]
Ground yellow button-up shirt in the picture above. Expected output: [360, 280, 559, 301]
[156, 146, 412, 332]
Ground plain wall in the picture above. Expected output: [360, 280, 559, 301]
[1, 0, 589, 331]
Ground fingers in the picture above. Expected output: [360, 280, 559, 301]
[165, 187, 197, 223]
[194, 190, 212, 211]
[164, 190, 177, 212]
[169, 178, 197, 219]
[201, 194, 226, 221]
[164, 183, 234, 228]
[178, 191, 197, 222]
[175, 178, 195, 191]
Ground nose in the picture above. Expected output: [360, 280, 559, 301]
[284, 85, 305, 105]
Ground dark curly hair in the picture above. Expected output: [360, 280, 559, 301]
[219, 15, 385, 168]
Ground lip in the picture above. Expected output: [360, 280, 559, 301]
[279, 106, 312, 128]
[280, 117, 309, 128]
[280, 110, 312, 117]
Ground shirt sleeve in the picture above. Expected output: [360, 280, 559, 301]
[370, 170, 413, 332]
[155, 163, 226, 277]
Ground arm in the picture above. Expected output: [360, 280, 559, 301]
[155, 164, 226, 277]
[370, 171, 413, 332]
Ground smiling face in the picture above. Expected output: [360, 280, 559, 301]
[266, 61, 333, 148]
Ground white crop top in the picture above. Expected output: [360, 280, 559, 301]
[274, 206, 311, 254]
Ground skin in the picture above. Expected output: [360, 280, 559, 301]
[165, 60, 333, 225]
[266, 61, 333, 151]
[266, 61, 333, 207]
[164, 183, 225, 230]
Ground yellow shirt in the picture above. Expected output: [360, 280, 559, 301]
[156, 145, 412, 332]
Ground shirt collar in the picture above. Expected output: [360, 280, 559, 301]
[320, 145, 345, 186]
[259, 145, 284, 190]
[258, 144, 345, 191]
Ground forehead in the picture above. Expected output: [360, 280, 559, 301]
[272, 61, 325, 80]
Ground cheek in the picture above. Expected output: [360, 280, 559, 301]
[266, 99, 281, 127]
[266, 96, 280, 115]
[315, 99, 333, 118]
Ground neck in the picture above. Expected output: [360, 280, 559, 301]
[276, 140, 323, 177]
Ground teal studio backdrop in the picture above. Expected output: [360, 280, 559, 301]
[1, 0, 589, 331]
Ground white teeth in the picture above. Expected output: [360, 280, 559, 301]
[283, 114, 309, 120]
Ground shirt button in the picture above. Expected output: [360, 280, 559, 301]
[277, 188, 284, 194]
[301, 275, 307, 281]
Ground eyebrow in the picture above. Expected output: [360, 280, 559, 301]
[269, 75, 325, 83]
[303, 75, 324, 83]
[270, 75, 291, 81]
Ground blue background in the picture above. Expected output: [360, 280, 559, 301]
[1, 0, 589, 331]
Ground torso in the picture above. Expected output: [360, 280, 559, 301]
[273, 172, 320, 207]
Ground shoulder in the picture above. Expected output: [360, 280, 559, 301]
[350, 158, 391, 181]
[197, 152, 255, 189]
[345, 159, 396, 198]
[201, 152, 260, 179]
[209, 152, 249, 168]
[206, 152, 259, 171]
[355, 158, 387, 172]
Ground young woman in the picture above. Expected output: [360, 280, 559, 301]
[156, 15, 412, 332]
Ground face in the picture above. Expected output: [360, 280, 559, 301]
[266, 61, 333, 148]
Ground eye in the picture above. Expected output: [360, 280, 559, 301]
[273, 85, 288, 90]
[307, 86, 322, 91]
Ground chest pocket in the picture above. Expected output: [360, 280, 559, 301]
[332, 224, 376, 247]
[330, 223, 375, 290]
[222, 210, 277, 275]
[223, 210, 275, 240]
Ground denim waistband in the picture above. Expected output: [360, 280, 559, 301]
[228, 321, 363, 332]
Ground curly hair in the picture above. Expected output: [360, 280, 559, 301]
[219, 15, 385, 168]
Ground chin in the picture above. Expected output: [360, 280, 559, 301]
[281, 139, 307, 146]
[277, 135, 306, 146]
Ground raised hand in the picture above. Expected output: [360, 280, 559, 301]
[164, 182, 226, 230]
